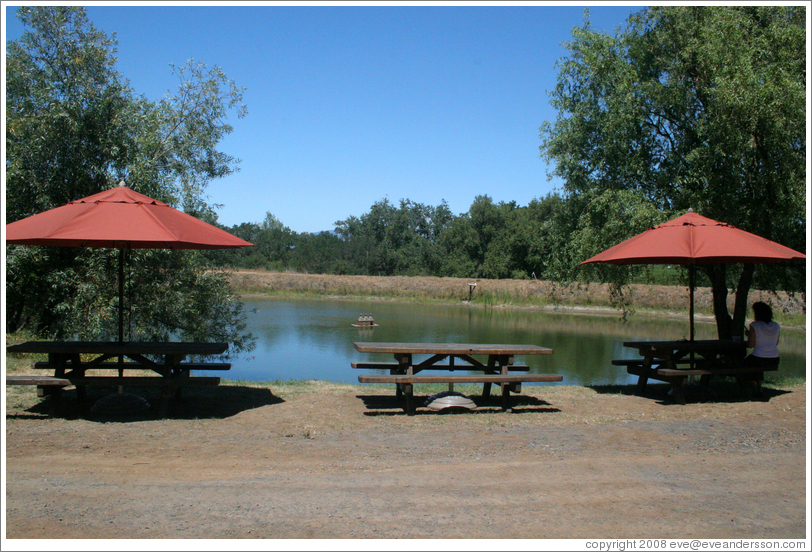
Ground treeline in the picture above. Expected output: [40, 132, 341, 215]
[207, 193, 680, 285]
[209, 195, 548, 279]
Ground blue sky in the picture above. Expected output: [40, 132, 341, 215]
[5, 2, 644, 234]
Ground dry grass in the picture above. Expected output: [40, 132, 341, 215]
[229, 269, 806, 324]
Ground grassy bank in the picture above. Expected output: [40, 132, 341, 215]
[229, 269, 807, 327]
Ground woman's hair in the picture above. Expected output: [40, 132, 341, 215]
[752, 301, 773, 323]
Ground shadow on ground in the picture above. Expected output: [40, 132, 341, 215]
[357, 392, 560, 416]
[10, 384, 284, 422]
[588, 381, 791, 405]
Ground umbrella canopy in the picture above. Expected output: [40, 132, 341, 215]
[6, 184, 252, 250]
[6, 183, 253, 341]
[581, 210, 806, 266]
[581, 209, 805, 343]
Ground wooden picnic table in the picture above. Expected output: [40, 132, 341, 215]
[353, 342, 561, 415]
[6, 341, 230, 417]
[615, 339, 764, 404]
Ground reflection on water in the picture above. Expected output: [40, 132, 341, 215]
[226, 298, 806, 386]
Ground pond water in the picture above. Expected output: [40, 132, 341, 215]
[227, 298, 807, 386]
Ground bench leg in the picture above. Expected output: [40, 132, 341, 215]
[482, 382, 492, 400]
[36, 385, 57, 398]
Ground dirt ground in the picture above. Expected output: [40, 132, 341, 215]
[3, 379, 808, 542]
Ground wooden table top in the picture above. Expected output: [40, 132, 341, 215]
[6, 341, 228, 356]
[353, 342, 553, 355]
[623, 339, 744, 353]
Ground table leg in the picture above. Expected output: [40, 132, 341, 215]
[403, 383, 415, 416]
[637, 358, 652, 394]
[735, 372, 763, 399]
[159, 387, 173, 419]
[117, 355, 125, 394]
[47, 387, 63, 416]
[501, 385, 512, 413]
[395, 353, 412, 403]
[670, 378, 688, 405]
[386, 366, 403, 399]
[497, 355, 512, 409]
[52, 353, 88, 402]
[482, 355, 497, 400]
[163, 353, 190, 401]
[72, 355, 89, 401]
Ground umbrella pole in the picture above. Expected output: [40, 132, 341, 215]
[118, 248, 125, 343]
[689, 265, 696, 342]
[118, 248, 125, 392]
[689, 264, 696, 369]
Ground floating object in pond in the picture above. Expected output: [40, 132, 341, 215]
[424, 391, 476, 411]
[352, 313, 379, 328]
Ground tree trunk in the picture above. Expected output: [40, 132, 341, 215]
[703, 264, 755, 340]
[732, 264, 755, 339]
[703, 265, 732, 339]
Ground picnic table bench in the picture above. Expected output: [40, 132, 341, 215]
[6, 341, 230, 417]
[353, 342, 561, 415]
[351, 361, 531, 371]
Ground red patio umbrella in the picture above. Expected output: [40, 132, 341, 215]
[6, 183, 253, 341]
[581, 209, 806, 341]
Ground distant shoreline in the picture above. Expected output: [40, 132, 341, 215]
[228, 269, 807, 329]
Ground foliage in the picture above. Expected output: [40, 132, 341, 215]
[539, 5, 806, 338]
[327, 198, 452, 276]
[6, 6, 131, 219]
[5, 6, 253, 354]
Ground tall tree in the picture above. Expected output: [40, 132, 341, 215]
[6, 6, 253, 354]
[438, 195, 525, 279]
[332, 198, 454, 276]
[540, 5, 806, 337]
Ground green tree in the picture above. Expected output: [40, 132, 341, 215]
[6, 6, 253, 355]
[252, 212, 294, 269]
[439, 195, 525, 279]
[333, 198, 453, 276]
[332, 214, 369, 273]
[289, 231, 352, 274]
[514, 192, 567, 280]
[539, 5, 806, 338]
